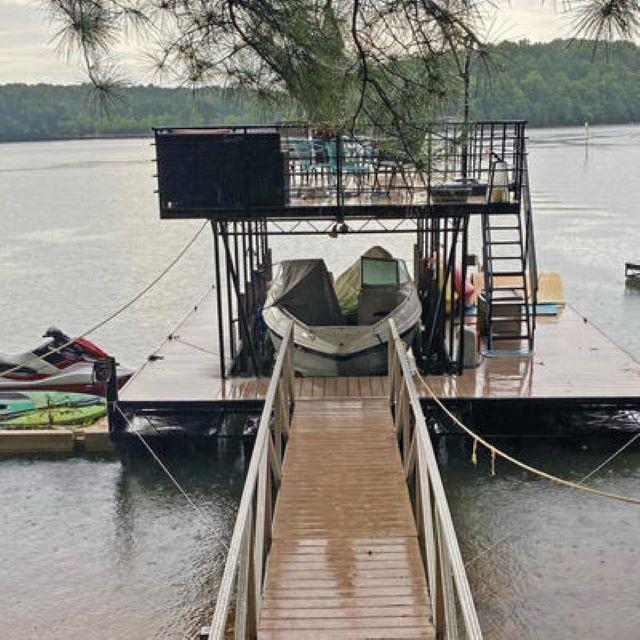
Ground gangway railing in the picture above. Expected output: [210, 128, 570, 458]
[389, 318, 483, 639]
[205, 321, 294, 640]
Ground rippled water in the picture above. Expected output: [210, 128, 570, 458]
[1, 125, 639, 639]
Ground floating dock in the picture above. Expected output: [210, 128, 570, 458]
[0, 418, 113, 454]
[118, 288, 640, 415]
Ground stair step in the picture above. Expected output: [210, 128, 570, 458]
[491, 298, 526, 304]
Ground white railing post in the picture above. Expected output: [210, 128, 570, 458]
[388, 318, 483, 640]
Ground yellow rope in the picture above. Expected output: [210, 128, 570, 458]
[416, 371, 640, 505]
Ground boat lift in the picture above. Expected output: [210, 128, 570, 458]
[152, 120, 537, 378]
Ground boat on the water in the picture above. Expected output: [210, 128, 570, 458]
[0, 391, 106, 427]
[625, 262, 640, 285]
[262, 247, 421, 376]
[0, 327, 133, 394]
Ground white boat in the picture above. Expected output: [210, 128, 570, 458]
[262, 247, 421, 376]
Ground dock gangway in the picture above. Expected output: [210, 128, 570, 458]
[203, 319, 481, 639]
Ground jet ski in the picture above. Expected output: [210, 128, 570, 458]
[0, 327, 133, 394]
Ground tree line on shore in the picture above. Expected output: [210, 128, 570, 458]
[0, 39, 638, 142]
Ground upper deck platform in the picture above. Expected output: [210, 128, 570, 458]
[153, 121, 525, 221]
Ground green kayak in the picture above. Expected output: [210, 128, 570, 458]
[0, 391, 106, 427]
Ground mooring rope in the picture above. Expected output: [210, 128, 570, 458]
[0, 221, 209, 380]
[414, 370, 640, 505]
[463, 427, 640, 567]
[115, 406, 230, 552]
[172, 336, 219, 357]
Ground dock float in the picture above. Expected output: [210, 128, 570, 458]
[204, 321, 481, 639]
[0, 419, 113, 454]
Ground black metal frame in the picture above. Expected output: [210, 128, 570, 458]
[210, 219, 272, 379]
[154, 121, 527, 221]
[152, 120, 534, 378]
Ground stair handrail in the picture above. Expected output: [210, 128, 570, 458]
[206, 321, 295, 640]
[522, 149, 538, 341]
[389, 318, 483, 639]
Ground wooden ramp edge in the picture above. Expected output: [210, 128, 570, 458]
[259, 399, 434, 639]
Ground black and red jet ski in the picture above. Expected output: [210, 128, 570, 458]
[0, 327, 134, 394]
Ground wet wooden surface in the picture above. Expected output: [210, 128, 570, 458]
[120, 289, 640, 405]
[422, 306, 640, 400]
[259, 399, 433, 639]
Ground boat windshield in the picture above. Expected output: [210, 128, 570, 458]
[361, 257, 410, 286]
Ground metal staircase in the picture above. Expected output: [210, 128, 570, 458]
[481, 154, 537, 353]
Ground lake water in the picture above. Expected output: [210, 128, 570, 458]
[1, 125, 639, 638]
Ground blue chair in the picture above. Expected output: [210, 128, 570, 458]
[289, 139, 314, 184]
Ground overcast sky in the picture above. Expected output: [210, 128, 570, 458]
[0, 0, 574, 85]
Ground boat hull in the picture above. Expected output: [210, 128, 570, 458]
[268, 325, 417, 376]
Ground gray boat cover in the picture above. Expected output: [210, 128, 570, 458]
[273, 259, 345, 326]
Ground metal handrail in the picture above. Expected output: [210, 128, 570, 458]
[206, 320, 294, 640]
[388, 318, 483, 639]
[522, 150, 538, 341]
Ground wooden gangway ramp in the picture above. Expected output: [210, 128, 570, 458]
[206, 321, 481, 640]
[260, 398, 433, 639]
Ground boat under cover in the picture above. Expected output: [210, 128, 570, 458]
[263, 247, 421, 376]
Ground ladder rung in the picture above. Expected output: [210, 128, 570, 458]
[492, 317, 527, 323]
[490, 271, 526, 277]
[488, 240, 522, 245]
[491, 334, 530, 341]
[492, 298, 526, 304]
[490, 256, 524, 260]
[489, 226, 521, 231]
[491, 285, 526, 291]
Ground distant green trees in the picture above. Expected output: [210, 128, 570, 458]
[0, 84, 277, 142]
[470, 39, 640, 126]
[0, 39, 639, 141]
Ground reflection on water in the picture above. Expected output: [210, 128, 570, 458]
[438, 436, 640, 640]
[1, 125, 640, 638]
[0, 446, 245, 639]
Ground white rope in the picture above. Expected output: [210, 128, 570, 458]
[172, 337, 219, 357]
[0, 221, 209, 379]
[116, 407, 204, 518]
[115, 406, 230, 552]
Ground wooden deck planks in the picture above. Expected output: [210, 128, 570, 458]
[119, 288, 640, 407]
[259, 399, 433, 639]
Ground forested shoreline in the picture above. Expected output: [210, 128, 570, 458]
[1, 39, 638, 142]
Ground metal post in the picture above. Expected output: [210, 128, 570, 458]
[219, 222, 260, 376]
[211, 221, 227, 378]
[95, 357, 121, 434]
[225, 223, 236, 360]
[458, 215, 469, 374]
